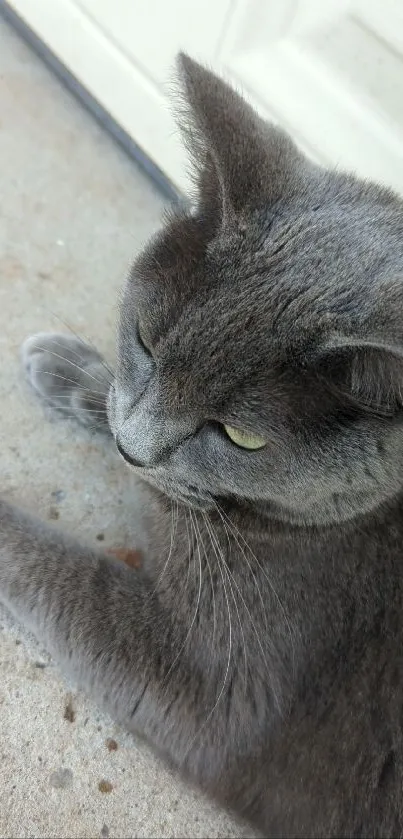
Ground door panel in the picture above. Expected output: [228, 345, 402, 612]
[217, 0, 403, 191]
[75, 0, 232, 84]
[6, 0, 403, 195]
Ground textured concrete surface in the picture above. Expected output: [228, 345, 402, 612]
[0, 17, 246, 839]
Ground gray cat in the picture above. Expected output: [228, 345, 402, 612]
[1, 53, 403, 837]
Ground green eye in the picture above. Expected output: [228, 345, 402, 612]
[223, 425, 267, 450]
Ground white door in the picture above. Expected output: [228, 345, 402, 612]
[7, 0, 403, 195]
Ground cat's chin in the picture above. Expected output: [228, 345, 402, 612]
[178, 495, 214, 511]
[162, 486, 215, 511]
[138, 471, 215, 511]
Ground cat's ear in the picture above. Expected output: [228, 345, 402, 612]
[316, 337, 403, 414]
[176, 53, 303, 224]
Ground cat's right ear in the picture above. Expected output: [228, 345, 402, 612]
[176, 53, 304, 226]
[314, 336, 403, 416]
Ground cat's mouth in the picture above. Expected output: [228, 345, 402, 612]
[172, 489, 214, 511]
[144, 471, 215, 511]
[110, 408, 214, 510]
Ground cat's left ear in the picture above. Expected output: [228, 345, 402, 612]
[176, 53, 305, 224]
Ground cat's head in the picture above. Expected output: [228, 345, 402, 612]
[108, 54, 403, 526]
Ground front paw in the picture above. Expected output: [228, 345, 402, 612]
[21, 333, 112, 428]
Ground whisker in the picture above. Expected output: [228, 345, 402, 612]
[183, 507, 193, 593]
[80, 423, 108, 432]
[40, 395, 108, 420]
[50, 408, 108, 416]
[192, 512, 217, 652]
[181, 514, 232, 738]
[214, 502, 268, 640]
[162, 509, 202, 685]
[39, 393, 108, 406]
[29, 345, 111, 388]
[44, 336, 97, 366]
[31, 371, 111, 397]
[214, 502, 269, 631]
[53, 419, 108, 432]
[209, 509, 283, 711]
[43, 309, 115, 380]
[217, 503, 296, 676]
[206, 514, 249, 693]
[181, 513, 234, 761]
[148, 501, 178, 599]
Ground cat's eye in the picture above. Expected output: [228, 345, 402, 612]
[223, 425, 267, 450]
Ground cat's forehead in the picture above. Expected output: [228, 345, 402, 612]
[127, 181, 403, 396]
[155, 290, 269, 411]
[135, 204, 387, 337]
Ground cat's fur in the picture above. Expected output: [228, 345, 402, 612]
[2, 54, 403, 837]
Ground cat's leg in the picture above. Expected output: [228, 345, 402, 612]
[21, 333, 112, 431]
[0, 499, 223, 777]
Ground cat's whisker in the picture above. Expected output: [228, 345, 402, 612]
[78, 422, 109, 432]
[32, 371, 111, 398]
[216, 503, 296, 678]
[41, 396, 107, 411]
[207, 514, 249, 693]
[52, 408, 107, 422]
[162, 509, 203, 685]
[183, 508, 193, 594]
[40, 396, 108, 422]
[43, 308, 115, 380]
[180, 513, 233, 748]
[29, 346, 112, 388]
[47, 418, 108, 432]
[50, 338, 93, 364]
[192, 512, 217, 653]
[48, 411, 108, 419]
[208, 508, 283, 710]
[148, 501, 179, 600]
[40, 394, 108, 407]
[214, 502, 269, 631]
[74, 414, 107, 421]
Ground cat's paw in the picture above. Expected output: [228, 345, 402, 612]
[21, 332, 113, 429]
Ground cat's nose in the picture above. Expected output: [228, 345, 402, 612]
[116, 439, 145, 468]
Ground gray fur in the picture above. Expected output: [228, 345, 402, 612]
[2, 54, 403, 836]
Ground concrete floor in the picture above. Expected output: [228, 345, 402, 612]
[0, 16, 246, 839]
